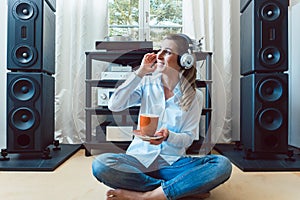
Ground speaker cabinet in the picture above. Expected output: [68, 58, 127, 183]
[7, 0, 55, 74]
[240, 0, 288, 75]
[46, 0, 56, 11]
[240, 0, 251, 12]
[7, 72, 54, 153]
[240, 73, 288, 153]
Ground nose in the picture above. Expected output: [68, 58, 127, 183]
[156, 49, 164, 60]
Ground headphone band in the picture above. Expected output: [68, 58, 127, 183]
[177, 34, 195, 69]
[178, 34, 194, 52]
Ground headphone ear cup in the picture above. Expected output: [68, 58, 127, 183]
[180, 52, 194, 69]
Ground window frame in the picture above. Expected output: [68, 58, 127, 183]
[108, 0, 183, 42]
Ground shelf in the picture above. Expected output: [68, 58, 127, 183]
[84, 141, 129, 156]
[85, 50, 150, 67]
[85, 107, 211, 115]
[85, 107, 140, 115]
[85, 49, 213, 155]
[85, 50, 211, 64]
[86, 79, 212, 88]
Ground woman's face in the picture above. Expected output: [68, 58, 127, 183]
[156, 39, 181, 73]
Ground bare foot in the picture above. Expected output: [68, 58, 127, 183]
[106, 187, 167, 200]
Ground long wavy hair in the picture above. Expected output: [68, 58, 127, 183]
[163, 34, 197, 111]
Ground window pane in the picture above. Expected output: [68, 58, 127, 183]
[108, 0, 183, 45]
[150, 0, 182, 47]
[108, 0, 139, 39]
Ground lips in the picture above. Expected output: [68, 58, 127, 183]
[157, 62, 165, 67]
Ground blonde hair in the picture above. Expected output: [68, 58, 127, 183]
[163, 34, 196, 111]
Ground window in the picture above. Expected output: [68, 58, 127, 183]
[108, 0, 182, 47]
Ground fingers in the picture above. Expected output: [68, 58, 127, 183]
[150, 129, 168, 145]
[142, 53, 157, 68]
[149, 137, 164, 145]
[137, 53, 157, 77]
[158, 128, 169, 138]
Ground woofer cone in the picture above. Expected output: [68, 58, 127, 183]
[258, 78, 283, 102]
[258, 108, 283, 131]
[10, 107, 38, 131]
[11, 78, 36, 101]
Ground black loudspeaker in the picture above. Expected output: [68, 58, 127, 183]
[240, 0, 251, 12]
[240, 73, 288, 153]
[240, 0, 288, 75]
[46, 0, 56, 11]
[7, 72, 54, 153]
[7, 0, 56, 74]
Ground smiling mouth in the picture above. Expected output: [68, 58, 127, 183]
[157, 62, 165, 66]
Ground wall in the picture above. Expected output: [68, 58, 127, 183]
[0, 0, 7, 149]
[231, 1, 241, 141]
[289, 0, 300, 147]
[1, 1, 299, 148]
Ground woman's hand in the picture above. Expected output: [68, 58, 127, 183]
[135, 53, 157, 77]
[149, 128, 169, 145]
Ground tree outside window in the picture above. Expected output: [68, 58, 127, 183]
[108, 0, 182, 48]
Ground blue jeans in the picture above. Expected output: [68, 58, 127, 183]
[92, 153, 232, 200]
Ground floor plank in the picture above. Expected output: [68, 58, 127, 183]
[0, 149, 299, 200]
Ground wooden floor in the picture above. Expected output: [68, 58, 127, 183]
[0, 149, 300, 200]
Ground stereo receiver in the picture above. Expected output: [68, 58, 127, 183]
[97, 88, 115, 106]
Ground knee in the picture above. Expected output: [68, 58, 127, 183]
[92, 153, 119, 182]
[215, 155, 232, 180]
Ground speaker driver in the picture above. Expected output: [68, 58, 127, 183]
[17, 134, 31, 147]
[13, 45, 37, 66]
[260, 2, 281, 22]
[258, 78, 283, 102]
[13, 1, 37, 20]
[258, 108, 283, 131]
[260, 46, 282, 67]
[11, 78, 36, 101]
[10, 107, 38, 131]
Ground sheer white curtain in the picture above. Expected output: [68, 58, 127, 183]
[183, 0, 240, 143]
[55, 0, 108, 143]
[55, 0, 240, 144]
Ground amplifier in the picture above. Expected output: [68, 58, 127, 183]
[97, 87, 115, 106]
[96, 121, 136, 142]
[106, 126, 133, 141]
[100, 71, 132, 80]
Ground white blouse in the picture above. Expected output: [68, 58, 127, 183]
[108, 72, 203, 168]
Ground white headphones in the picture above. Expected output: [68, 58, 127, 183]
[178, 34, 195, 69]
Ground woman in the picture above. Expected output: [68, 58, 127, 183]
[92, 34, 232, 200]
